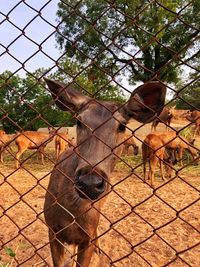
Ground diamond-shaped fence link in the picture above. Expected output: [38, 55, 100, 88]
[0, 1, 200, 266]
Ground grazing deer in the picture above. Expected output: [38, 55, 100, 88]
[55, 131, 69, 160]
[15, 127, 55, 169]
[43, 78, 166, 267]
[123, 133, 139, 156]
[151, 107, 174, 131]
[152, 131, 199, 166]
[185, 110, 200, 135]
[142, 133, 174, 187]
[0, 133, 16, 163]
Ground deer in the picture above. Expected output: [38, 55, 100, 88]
[55, 131, 77, 160]
[122, 133, 139, 156]
[142, 133, 175, 187]
[43, 78, 166, 267]
[15, 127, 55, 169]
[0, 133, 16, 163]
[0, 130, 6, 135]
[151, 107, 174, 132]
[55, 131, 69, 160]
[152, 131, 199, 166]
[185, 110, 200, 136]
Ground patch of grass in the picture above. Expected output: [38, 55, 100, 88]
[1, 147, 55, 171]
[179, 126, 194, 139]
[1, 147, 199, 183]
[0, 247, 15, 267]
[116, 155, 143, 170]
[179, 163, 200, 176]
[116, 152, 200, 181]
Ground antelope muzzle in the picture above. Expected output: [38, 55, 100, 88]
[75, 167, 108, 200]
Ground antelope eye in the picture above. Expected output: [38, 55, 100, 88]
[118, 123, 126, 132]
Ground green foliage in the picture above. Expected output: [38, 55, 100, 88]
[4, 248, 15, 258]
[177, 87, 200, 109]
[53, 56, 125, 102]
[56, 0, 199, 84]
[0, 71, 74, 133]
[0, 247, 15, 267]
[175, 71, 200, 109]
[0, 61, 123, 133]
[179, 126, 194, 139]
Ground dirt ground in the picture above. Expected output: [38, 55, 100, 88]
[0, 121, 200, 267]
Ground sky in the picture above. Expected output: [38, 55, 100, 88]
[0, 0, 60, 77]
[0, 0, 174, 97]
[0, 0, 137, 94]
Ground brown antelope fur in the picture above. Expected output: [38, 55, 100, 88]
[123, 133, 139, 155]
[15, 127, 55, 169]
[142, 133, 174, 187]
[55, 132, 69, 160]
[69, 136, 76, 147]
[0, 133, 16, 163]
[0, 130, 6, 135]
[151, 107, 174, 132]
[186, 110, 200, 135]
[43, 78, 166, 267]
[0, 130, 6, 163]
[152, 131, 199, 166]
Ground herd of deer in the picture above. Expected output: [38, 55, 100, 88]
[0, 128, 137, 169]
[0, 105, 198, 184]
[1, 79, 200, 267]
[0, 128, 78, 168]
[144, 108, 200, 186]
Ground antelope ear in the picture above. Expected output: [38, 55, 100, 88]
[120, 81, 166, 123]
[44, 78, 91, 112]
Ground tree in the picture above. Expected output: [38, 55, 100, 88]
[53, 56, 125, 102]
[0, 71, 74, 133]
[175, 68, 200, 110]
[56, 0, 200, 85]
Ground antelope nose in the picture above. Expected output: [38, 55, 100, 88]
[75, 168, 107, 200]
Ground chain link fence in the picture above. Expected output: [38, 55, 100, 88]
[0, 1, 200, 266]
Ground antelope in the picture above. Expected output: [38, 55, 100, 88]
[151, 107, 174, 131]
[15, 127, 55, 169]
[0, 133, 16, 163]
[69, 136, 76, 147]
[152, 131, 199, 166]
[0, 130, 6, 135]
[55, 132, 77, 159]
[55, 131, 69, 160]
[185, 110, 200, 135]
[142, 133, 174, 187]
[123, 133, 139, 155]
[43, 78, 166, 267]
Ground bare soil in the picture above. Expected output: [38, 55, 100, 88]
[0, 121, 199, 267]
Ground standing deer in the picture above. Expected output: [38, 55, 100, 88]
[0, 133, 16, 163]
[123, 133, 139, 156]
[15, 127, 55, 168]
[142, 133, 174, 187]
[152, 131, 199, 166]
[185, 110, 200, 135]
[55, 131, 77, 160]
[43, 78, 166, 267]
[151, 107, 173, 131]
[55, 131, 69, 160]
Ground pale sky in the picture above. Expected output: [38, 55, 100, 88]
[0, 0, 174, 98]
[0, 0, 60, 77]
[0, 0, 137, 96]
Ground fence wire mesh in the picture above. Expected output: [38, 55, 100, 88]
[0, 1, 200, 266]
